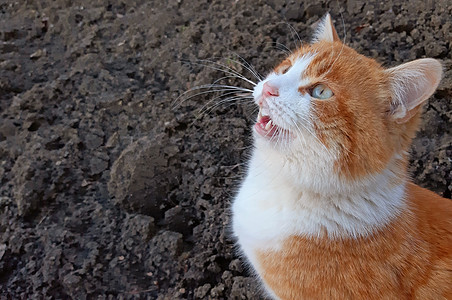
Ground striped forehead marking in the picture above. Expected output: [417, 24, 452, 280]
[271, 53, 316, 87]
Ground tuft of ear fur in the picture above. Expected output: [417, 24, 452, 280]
[312, 13, 340, 43]
[385, 58, 443, 123]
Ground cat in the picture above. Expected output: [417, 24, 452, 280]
[232, 13, 451, 299]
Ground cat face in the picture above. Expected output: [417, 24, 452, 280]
[252, 14, 442, 180]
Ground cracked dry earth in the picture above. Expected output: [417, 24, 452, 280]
[0, 0, 451, 299]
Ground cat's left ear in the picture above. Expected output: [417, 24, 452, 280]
[312, 13, 340, 43]
[385, 58, 443, 123]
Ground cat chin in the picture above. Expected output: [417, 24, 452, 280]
[253, 124, 294, 142]
[253, 127, 334, 161]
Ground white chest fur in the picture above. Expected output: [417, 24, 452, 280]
[232, 144, 406, 271]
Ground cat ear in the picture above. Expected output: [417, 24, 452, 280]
[312, 13, 340, 43]
[385, 58, 443, 123]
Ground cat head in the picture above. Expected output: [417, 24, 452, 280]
[253, 13, 442, 180]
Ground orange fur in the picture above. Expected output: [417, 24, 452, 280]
[257, 184, 452, 299]
[275, 42, 411, 179]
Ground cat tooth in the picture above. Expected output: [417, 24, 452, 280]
[258, 108, 263, 121]
[265, 120, 272, 130]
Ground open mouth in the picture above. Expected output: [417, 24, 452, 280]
[254, 107, 290, 139]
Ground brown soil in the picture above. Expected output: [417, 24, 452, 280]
[0, 0, 451, 299]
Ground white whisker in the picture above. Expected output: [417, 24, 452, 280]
[284, 21, 302, 49]
[173, 83, 253, 108]
[188, 60, 257, 86]
[227, 52, 264, 81]
[271, 41, 293, 55]
[198, 95, 253, 116]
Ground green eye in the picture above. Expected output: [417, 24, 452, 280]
[311, 84, 333, 99]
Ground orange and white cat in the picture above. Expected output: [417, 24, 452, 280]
[232, 14, 451, 299]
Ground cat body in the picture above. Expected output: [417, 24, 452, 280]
[232, 14, 451, 299]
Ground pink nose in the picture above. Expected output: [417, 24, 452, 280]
[262, 82, 279, 98]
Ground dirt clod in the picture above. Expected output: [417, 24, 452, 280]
[108, 135, 179, 218]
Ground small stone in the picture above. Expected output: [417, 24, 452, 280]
[230, 276, 261, 299]
[105, 132, 119, 148]
[30, 49, 45, 59]
[64, 273, 81, 285]
[89, 156, 108, 175]
[151, 231, 183, 257]
[0, 244, 6, 260]
[85, 132, 104, 149]
[194, 283, 211, 298]
[210, 283, 225, 297]
[229, 259, 243, 272]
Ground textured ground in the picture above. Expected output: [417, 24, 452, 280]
[0, 0, 451, 299]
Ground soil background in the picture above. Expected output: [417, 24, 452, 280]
[0, 0, 451, 299]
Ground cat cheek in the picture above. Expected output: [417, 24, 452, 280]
[312, 100, 339, 126]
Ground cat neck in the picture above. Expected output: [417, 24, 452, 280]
[234, 142, 409, 249]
